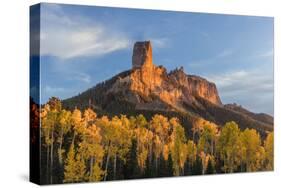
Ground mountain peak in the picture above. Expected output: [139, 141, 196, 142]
[62, 40, 273, 137]
[66, 41, 224, 111]
[132, 41, 153, 69]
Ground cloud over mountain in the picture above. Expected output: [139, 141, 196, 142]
[40, 4, 130, 59]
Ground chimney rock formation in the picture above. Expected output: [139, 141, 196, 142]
[63, 41, 273, 136]
[132, 41, 153, 69]
[128, 41, 222, 110]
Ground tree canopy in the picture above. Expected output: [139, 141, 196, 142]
[40, 98, 274, 184]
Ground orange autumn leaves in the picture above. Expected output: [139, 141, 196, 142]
[40, 97, 274, 184]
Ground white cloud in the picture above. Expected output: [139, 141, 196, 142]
[205, 69, 273, 95]
[40, 4, 130, 59]
[206, 70, 248, 88]
[44, 86, 66, 94]
[204, 69, 273, 114]
[189, 49, 234, 67]
[72, 72, 91, 83]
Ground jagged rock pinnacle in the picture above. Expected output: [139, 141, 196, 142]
[129, 40, 222, 106]
[132, 41, 153, 69]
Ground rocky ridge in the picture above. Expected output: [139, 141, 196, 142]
[109, 41, 222, 112]
[63, 41, 273, 136]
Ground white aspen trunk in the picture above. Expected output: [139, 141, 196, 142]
[58, 130, 64, 165]
[72, 132, 76, 145]
[103, 142, 111, 181]
[90, 156, 93, 179]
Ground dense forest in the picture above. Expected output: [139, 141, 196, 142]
[39, 97, 273, 184]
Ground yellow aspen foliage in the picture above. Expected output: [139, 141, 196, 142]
[135, 127, 153, 171]
[186, 140, 197, 167]
[74, 153, 86, 182]
[57, 109, 72, 164]
[240, 128, 263, 172]
[163, 144, 170, 161]
[169, 119, 187, 176]
[71, 109, 86, 136]
[217, 121, 242, 173]
[83, 108, 97, 125]
[40, 97, 273, 183]
[64, 144, 77, 183]
[264, 132, 274, 170]
[64, 144, 86, 183]
[88, 163, 105, 182]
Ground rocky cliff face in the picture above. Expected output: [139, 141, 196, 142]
[110, 41, 222, 112]
[132, 41, 153, 69]
[63, 41, 273, 136]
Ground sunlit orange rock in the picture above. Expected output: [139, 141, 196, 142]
[127, 41, 222, 111]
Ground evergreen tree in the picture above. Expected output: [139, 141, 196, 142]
[123, 139, 140, 179]
[158, 154, 168, 177]
[167, 152, 174, 176]
[192, 157, 203, 175]
[206, 158, 215, 174]
[39, 100, 273, 184]
[144, 156, 153, 178]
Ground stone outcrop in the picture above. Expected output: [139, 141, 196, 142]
[126, 41, 222, 111]
[63, 41, 273, 135]
[186, 75, 222, 105]
[132, 41, 153, 69]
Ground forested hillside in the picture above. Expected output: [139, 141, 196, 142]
[40, 97, 273, 184]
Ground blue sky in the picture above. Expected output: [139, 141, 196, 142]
[39, 3, 274, 115]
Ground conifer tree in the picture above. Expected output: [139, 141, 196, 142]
[192, 157, 203, 175]
[167, 152, 174, 176]
[205, 157, 215, 174]
[124, 139, 140, 179]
